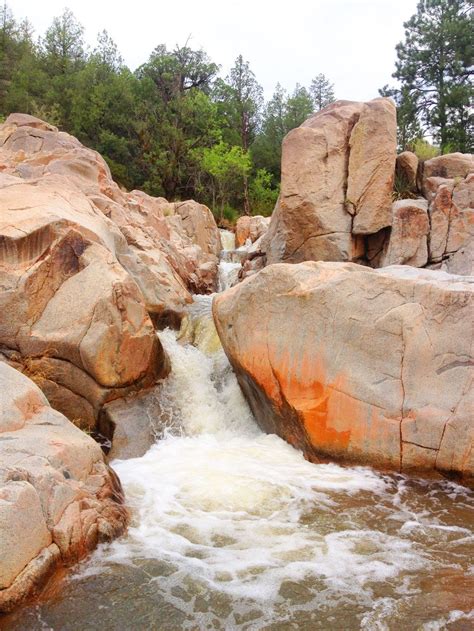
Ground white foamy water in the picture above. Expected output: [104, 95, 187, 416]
[219, 228, 235, 252]
[77, 330, 471, 629]
[218, 260, 241, 291]
[103, 332, 413, 604]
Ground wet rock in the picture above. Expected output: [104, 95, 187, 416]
[0, 362, 127, 612]
[100, 387, 164, 461]
[213, 262, 474, 480]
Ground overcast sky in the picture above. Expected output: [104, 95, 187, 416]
[13, 0, 418, 101]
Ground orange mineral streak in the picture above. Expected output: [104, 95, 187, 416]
[238, 343, 284, 407]
[238, 343, 400, 465]
[239, 345, 352, 452]
[273, 352, 352, 453]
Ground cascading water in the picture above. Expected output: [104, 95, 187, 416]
[218, 229, 242, 291]
[4, 236, 474, 631]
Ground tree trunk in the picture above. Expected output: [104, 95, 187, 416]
[243, 174, 250, 215]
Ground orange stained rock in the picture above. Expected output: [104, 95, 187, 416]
[274, 356, 352, 453]
[240, 345, 352, 452]
[238, 343, 401, 465]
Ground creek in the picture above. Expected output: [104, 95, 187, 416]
[4, 233, 473, 631]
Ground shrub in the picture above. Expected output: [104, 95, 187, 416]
[409, 138, 440, 161]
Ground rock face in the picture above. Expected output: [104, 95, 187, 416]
[396, 151, 418, 192]
[261, 98, 397, 265]
[378, 199, 430, 267]
[0, 113, 221, 428]
[213, 262, 474, 481]
[422, 153, 473, 182]
[247, 101, 473, 278]
[0, 362, 127, 612]
[235, 215, 270, 248]
[99, 387, 163, 461]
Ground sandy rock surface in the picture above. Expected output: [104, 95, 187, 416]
[214, 261, 473, 480]
[0, 362, 127, 612]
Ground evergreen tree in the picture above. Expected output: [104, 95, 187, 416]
[284, 84, 314, 129]
[136, 44, 220, 198]
[379, 84, 422, 150]
[215, 55, 263, 151]
[42, 8, 86, 74]
[310, 73, 335, 110]
[213, 55, 263, 213]
[93, 30, 123, 71]
[251, 83, 287, 182]
[386, 0, 473, 153]
[0, 2, 19, 108]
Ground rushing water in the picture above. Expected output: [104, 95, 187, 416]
[3, 244, 474, 631]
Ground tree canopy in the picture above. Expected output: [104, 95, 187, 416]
[381, 0, 473, 152]
[0, 5, 340, 222]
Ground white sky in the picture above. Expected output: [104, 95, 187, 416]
[12, 0, 418, 100]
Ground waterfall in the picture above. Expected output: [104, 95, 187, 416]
[219, 229, 236, 252]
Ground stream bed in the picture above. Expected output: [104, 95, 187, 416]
[3, 242, 474, 631]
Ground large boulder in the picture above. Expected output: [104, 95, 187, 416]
[174, 200, 222, 257]
[249, 100, 472, 277]
[0, 113, 221, 429]
[0, 362, 127, 612]
[0, 174, 167, 428]
[213, 262, 473, 481]
[0, 113, 221, 317]
[422, 158, 474, 274]
[261, 98, 396, 265]
[377, 199, 430, 267]
[396, 151, 419, 192]
[421, 153, 473, 184]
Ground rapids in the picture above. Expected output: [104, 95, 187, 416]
[3, 235, 473, 631]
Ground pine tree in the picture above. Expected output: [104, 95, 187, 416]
[0, 2, 18, 109]
[387, 0, 473, 153]
[94, 30, 123, 71]
[310, 73, 335, 111]
[284, 84, 314, 129]
[42, 8, 85, 74]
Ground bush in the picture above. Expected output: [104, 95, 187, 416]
[392, 173, 418, 201]
[409, 138, 440, 161]
[249, 169, 279, 217]
[222, 205, 239, 224]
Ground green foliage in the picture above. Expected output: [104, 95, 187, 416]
[198, 141, 251, 220]
[409, 137, 441, 161]
[249, 169, 279, 216]
[214, 55, 263, 151]
[135, 44, 221, 198]
[221, 204, 239, 224]
[310, 73, 335, 110]
[392, 173, 418, 201]
[284, 84, 314, 129]
[0, 4, 338, 220]
[382, 0, 473, 153]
